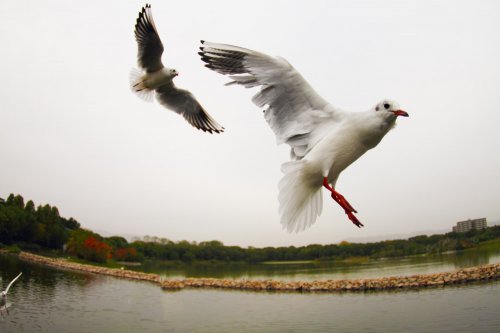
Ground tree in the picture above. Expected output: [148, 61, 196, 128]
[61, 217, 80, 230]
[106, 236, 129, 248]
[7, 194, 25, 209]
[25, 200, 35, 213]
[0, 194, 69, 247]
[114, 247, 138, 261]
[67, 229, 111, 263]
[82, 236, 112, 263]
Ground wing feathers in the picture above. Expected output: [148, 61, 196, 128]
[134, 4, 164, 72]
[4, 272, 22, 294]
[199, 41, 337, 154]
[132, 8, 223, 134]
[156, 85, 224, 134]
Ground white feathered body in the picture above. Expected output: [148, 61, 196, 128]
[0, 291, 6, 308]
[199, 41, 405, 232]
[130, 67, 177, 102]
[279, 110, 397, 231]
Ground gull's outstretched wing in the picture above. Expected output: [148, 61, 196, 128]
[156, 84, 224, 134]
[199, 41, 345, 158]
[134, 4, 164, 72]
[4, 273, 22, 295]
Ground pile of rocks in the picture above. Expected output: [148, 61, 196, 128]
[160, 264, 499, 292]
[18, 252, 159, 283]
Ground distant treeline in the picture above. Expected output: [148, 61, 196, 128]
[128, 227, 499, 263]
[1, 193, 499, 264]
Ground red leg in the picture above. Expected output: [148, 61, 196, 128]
[323, 178, 364, 228]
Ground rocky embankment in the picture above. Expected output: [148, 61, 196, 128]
[16, 251, 499, 292]
[160, 264, 499, 291]
[18, 252, 159, 283]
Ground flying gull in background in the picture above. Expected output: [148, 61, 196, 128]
[0, 272, 22, 316]
[199, 41, 409, 232]
[130, 4, 224, 134]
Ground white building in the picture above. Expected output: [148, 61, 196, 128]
[452, 218, 487, 233]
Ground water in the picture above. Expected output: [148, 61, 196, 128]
[133, 243, 500, 281]
[1, 246, 499, 333]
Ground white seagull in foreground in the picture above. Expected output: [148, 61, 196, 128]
[130, 4, 224, 134]
[199, 41, 409, 232]
[0, 272, 22, 316]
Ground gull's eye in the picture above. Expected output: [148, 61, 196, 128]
[384, 103, 390, 109]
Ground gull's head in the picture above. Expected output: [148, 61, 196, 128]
[163, 68, 179, 79]
[169, 68, 179, 77]
[374, 99, 409, 118]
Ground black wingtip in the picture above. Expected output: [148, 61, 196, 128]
[200, 40, 205, 44]
[199, 56, 211, 64]
[199, 56, 211, 63]
[198, 126, 225, 135]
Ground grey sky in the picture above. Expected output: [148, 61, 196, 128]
[1, 0, 499, 247]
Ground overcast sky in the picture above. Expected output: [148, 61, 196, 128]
[1, 0, 499, 247]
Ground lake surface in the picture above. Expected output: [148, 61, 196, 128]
[1, 246, 499, 333]
[134, 243, 500, 281]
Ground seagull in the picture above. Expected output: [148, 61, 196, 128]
[199, 41, 409, 232]
[0, 272, 22, 316]
[130, 4, 224, 134]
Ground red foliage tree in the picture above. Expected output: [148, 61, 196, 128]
[114, 247, 138, 261]
[82, 236, 112, 263]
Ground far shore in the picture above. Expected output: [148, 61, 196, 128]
[6, 251, 499, 293]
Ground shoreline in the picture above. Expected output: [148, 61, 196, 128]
[12, 251, 500, 292]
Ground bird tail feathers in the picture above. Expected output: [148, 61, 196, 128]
[129, 68, 154, 102]
[278, 160, 323, 233]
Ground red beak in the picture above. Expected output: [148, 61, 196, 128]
[393, 110, 409, 117]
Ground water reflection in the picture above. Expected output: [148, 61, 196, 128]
[0, 254, 107, 311]
[1, 251, 499, 333]
[1, 255, 172, 333]
[129, 243, 500, 281]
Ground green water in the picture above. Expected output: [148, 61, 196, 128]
[0, 243, 499, 332]
[130, 242, 500, 281]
